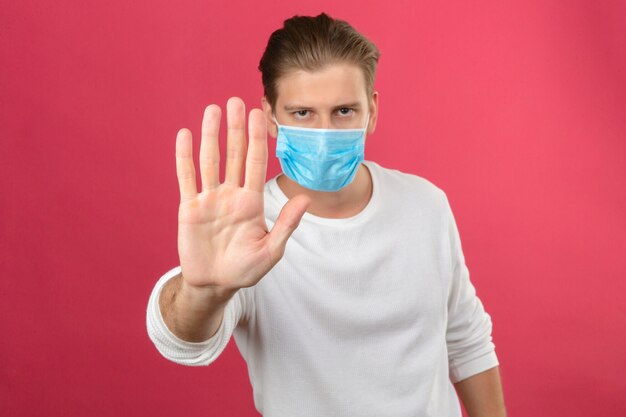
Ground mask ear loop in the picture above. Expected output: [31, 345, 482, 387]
[272, 114, 281, 128]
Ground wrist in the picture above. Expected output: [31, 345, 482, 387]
[179, 275, 238, 307]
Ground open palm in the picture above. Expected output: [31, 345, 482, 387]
[176, 97, 309, 293]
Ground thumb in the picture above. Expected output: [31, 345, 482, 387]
[266, 194, 311, 265]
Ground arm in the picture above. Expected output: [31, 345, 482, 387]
[146, 265, 245, 366]
[147, 97, 309, 355]
[454, 366, 506, 417]
[441, 193, 505, 407]
[159, 271, 236, 342]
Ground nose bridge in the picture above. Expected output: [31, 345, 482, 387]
[317, 112, 332, 129]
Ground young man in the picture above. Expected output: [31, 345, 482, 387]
[147, 13, 506, 417]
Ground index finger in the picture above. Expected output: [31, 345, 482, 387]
[199, 104, 221, 190]
[244, 109, 268, 192]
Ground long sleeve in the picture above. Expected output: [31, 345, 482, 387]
[146, 266, 251, 366]
[443, 197, 499, 383]
[143, 162, 502, 416]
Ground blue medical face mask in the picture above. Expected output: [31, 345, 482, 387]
[273, 113, 370, 192]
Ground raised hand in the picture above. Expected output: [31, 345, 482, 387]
[175, 97, 310, 296]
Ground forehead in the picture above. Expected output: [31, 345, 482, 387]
[275, 63, 368, 108]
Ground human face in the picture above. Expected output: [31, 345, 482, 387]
[263, 63, 378, 136]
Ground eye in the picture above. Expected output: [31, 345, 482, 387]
[337, 108, 354, 116]
[293, 110, 309, 119]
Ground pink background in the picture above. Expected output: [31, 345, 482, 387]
[2, 1, 625, 416]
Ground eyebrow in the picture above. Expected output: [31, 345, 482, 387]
[283, 102, 362, 111]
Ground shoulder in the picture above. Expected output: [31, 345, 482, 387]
[365, 160, 449, 210]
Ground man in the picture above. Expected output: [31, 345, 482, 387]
[147, 12, 506, 417]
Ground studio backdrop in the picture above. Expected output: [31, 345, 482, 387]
[1, 1, 625, 416]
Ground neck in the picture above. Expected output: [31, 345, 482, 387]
[276, 164, 373, 219]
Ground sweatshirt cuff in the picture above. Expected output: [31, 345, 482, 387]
[449, 350, 500, 383]
[146, 266, 237, 366]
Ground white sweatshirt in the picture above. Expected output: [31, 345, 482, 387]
[147, 160, 499, 417]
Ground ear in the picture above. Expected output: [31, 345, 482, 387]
[261, 96, 278, 138]
[366, 91, 379, 135]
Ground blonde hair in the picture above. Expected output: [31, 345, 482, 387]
[258, 13, 380, 109]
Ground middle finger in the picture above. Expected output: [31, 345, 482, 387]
[224, 97, 247, 186]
